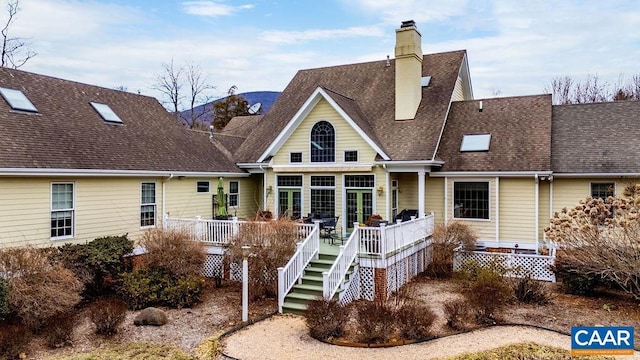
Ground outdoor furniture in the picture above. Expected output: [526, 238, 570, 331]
[321, 216, 340, 244]
[394, 209, 418, 222]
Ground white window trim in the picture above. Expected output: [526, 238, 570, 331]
[229, 181, 240, 207]
[309, 120, 337, 164]
[275, 174, 303, 219]
[140, 181, 157, 228]
[196, 180, 210, 193]
[452, 180, 491, 222]
[589, 181, 616, 198]
[50, 182, 75, 240]
[289, 152, 303, 164]
[344, 150, 359, 163]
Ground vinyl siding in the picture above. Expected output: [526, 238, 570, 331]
[538, 181, 551, 242]
[551, 178, 637, 214]
[165, 178, 215, 219]
[498, 178, 536, 245]
[0, 177, 163, 248]
[397, 173, 419, 211]
[446, 177, 496, 242]
[452, 76, 465, 101]
[425, 176, 445, 224]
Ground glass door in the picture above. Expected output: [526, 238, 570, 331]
[278, 189, 301, 219]
[346, 189, 373, 231]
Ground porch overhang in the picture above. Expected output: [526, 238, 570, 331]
[374, 160, 443, 173]
[236, 163, 268, 174]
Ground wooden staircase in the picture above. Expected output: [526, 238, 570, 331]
[281, 249, 355, 315]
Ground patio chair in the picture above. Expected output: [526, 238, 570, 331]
[321, 216, 339, 244]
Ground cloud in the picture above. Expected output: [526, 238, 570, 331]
[181, 1, 253, 17]
[344, 0, 470, 25]
[260, 25, 385, 44]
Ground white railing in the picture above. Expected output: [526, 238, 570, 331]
[453, 247, 557, 282]
[277, 222, 320, 313]
[323, 223, 360, 300]
[359, 214, 435, 257]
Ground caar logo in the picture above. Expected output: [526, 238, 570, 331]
[571, 326, 634, 355]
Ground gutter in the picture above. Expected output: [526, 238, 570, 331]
[430, 171, 553, 178]
[0, 168, 250, 177]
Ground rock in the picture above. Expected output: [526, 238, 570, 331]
[134, 307, 168, 326]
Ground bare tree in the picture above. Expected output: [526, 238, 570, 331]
[544, 76, 573, 105]
[545, 73, 640, 105]
[153, 59, 184, 118]
[1, 0, 36, 68]
[184, 62, 215, 129]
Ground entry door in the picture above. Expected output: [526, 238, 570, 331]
[346, 189, 373, 230]
[278, 189, 301, 219]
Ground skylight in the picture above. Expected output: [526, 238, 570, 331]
[90, 102, 122, 123]
[421, 76, 431, 87]
[0, 87, 37, 112]
[460, 134, 491, 152]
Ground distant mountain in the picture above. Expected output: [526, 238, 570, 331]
[178, 91, 280, 126]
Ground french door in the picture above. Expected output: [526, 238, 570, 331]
[278, 189, 301, 219]
[346, 189, 373, 231]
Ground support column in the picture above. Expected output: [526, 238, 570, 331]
[418, 170, 426, 217]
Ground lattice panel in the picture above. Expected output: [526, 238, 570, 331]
[339, 267, 361, 306]
[453, 251, 556, 282]
[202, 254, 224, 278]
[359, 267, 374, 301]
[229, 262, 242, 281]
[423, 243, 433, 270]
[386, 258, 409, 295]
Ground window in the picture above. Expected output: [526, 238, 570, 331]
[310, 175, 335, 218]
[277, 175, 302, 187]
[310, 121, 335, 162]
[453, 182, 489, 220]
[344, 150, 358, 162]
[51, 183, 74, 238]
[90, 102, 123, 124]
[460, 134, 491, 152]
[141, 182, 156, 227]
[229, 181, 239, 207]
[345, 175, 375, 188]
[197, 181, 210, 193]
[591, 183, 615, 199]
[0, 87, 37, 112]
[290, 152, 302, 163]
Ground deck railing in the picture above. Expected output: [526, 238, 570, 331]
[453, 246, 557, 282]
[277, 222, 320, 313]
[359, 214, 435, 257]
[323, 224, 360, 300]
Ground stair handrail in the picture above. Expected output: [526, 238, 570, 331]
[277, 221, 321, 313]
[322, 222, 360, 300]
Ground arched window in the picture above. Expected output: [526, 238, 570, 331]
[310, 121, 335, 162]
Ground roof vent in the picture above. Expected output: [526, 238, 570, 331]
[421, 76, 431, 87]
[401, 20, 416, 28]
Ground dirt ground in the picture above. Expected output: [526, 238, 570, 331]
[28, 277, 640, 359]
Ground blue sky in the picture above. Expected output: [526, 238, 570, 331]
[7, 0, 640, 108]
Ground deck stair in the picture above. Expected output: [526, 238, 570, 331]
[282, 248, 355, 315]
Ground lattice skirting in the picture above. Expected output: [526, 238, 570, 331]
[202, 254, 224, 278]
[339, 265, 361, 306]
[359, 267, 375, 301]
[453, 250, 556, 282]
[385, 246, 432, 295]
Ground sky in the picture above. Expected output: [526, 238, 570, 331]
[5, 0, 640, 109]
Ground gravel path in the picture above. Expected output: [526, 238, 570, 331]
[221, 314, 600, 360]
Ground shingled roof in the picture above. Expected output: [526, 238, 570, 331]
[0, 67, 242, 174]
[552, 100, 640, 174]
[436, 95, 552, 172]
[234, 50, 466, 163]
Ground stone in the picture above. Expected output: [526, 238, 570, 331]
[134, 307, 168, 326]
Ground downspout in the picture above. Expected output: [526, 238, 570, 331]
[444, 177, 448, 223]
[259, 164, 266, 211]
[385, 170, 391, 221]
[534, 174, 539, 252]
[495, 177, 499, 243]
[162, 173, 174, 226]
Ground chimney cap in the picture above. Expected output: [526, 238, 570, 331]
[401, 20, 416, 28]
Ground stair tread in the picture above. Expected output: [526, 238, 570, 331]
[282, 302, 308, 310]
[293, 283, 323, 291]
[286, 292, 322, 301]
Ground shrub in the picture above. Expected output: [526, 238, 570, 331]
[225, 219, 298, 299]
[43, 311, 76, 348]
[55, 234, 134, 298]
[443, 299, 470, 330]
[0, 321, 31, 359]
[0, 278, 8, 321]
[0, 246, 83, 329]
[427, 221, 477, 278]
[510, 275, 551, 304]
[89, 297, 128, 336]
[395, 301, 437, 339]
[552, 257, 603, 296]
[305, 298, 349, 340]
[119, 268, 205, 310]
[139, 229, 206, 277]
[355, 300, 397, 343]
[462, 265, 513, 324]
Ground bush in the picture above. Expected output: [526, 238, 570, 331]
[55, 234, 134, 298]
[355, 300, 396, 343]
[427, 221, 477, 278]
[462, 265, 513, 324]
[225, 219, 298, 299]
[443, 299, 470, 330]
[119, 268, 205, 310]
[0, 278, 8, 321]
[552, 257, 603, 296]
[43, 311, 76, 348]
[89, 297, 128, 336]
[395, 302, 436, 339]
[510, 275, 551, 304]
[305, 298, 349, 340]
[0, 321, 31, 359]
[139, 229, 206, 277]
[0, 246, 83, 329]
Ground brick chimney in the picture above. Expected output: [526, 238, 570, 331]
[395, 20, 423, 120]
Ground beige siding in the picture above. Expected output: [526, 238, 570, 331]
[0, 177, 163, 248]
[498, 178, 536, 245]
[446, 177, 497, 242]
[452, 76, 465, 101]
[165, 178, 215, 219]
[272, 99, 378, 165]
[551, 178, 638, 214]
[397, 173, 419, 211]
[425, 176, 445, 224]
[538, 181, 551, 241]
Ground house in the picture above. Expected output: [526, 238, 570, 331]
[0, 69, 260, 248]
